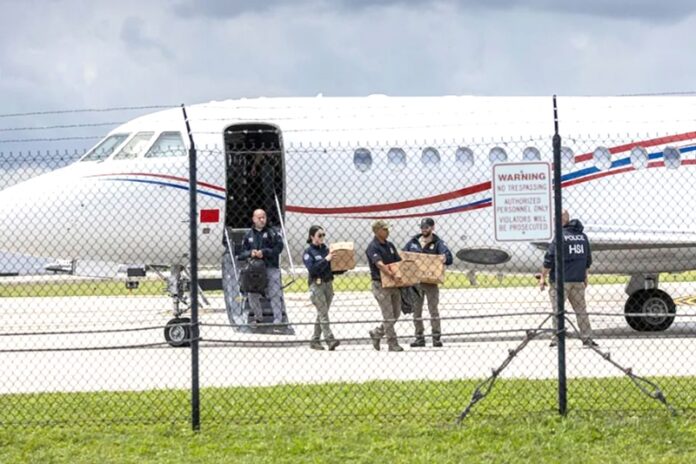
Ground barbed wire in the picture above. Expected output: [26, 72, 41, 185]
[0, 105, 176, 119]
[0, 122, 123, 133]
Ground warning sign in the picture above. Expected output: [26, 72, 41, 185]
[492, 162, 552, 241]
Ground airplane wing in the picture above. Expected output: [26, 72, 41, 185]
[531, 224, 696, 251]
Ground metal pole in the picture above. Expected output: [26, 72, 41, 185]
[552, 95, 567, 416]
[182, 104, 201, 431]
[274, 193, 296, 280]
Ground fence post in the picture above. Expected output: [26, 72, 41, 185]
[552, 95, 567, 416]
[182, 104, 201, 431]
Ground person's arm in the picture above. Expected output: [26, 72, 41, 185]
[540, 266, 551, 290]
[368, 245, 399, 280]
[261, 231, 284, 259]
[376, 260, 399, 280]
[238, 233, 252, 260]
[438, 240, 454, 265]
[585, 236, 592, 286]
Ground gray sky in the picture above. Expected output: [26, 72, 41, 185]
[1, 0, 696, 150]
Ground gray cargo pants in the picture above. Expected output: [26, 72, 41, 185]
[413, 283, 441, 338]
[309, 280, 336, 343]
[371, 281, 401, 347]
[248, 267, 284, 324]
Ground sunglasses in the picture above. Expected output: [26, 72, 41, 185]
[317, 233, 326, 238]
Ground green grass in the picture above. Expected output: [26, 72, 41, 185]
[1, 378, 696, 462]
[4, 271, 696, 298]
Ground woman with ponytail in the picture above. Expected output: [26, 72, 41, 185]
[302, 225, 340, 350]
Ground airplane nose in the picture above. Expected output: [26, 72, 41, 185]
[0, 179, 41, 257]
[0, 170, 75, 259]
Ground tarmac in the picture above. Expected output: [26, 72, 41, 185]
[1, 281, 695, 393]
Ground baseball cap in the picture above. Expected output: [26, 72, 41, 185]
[372, 220, 390, 232]
[420, 218, 435, 228]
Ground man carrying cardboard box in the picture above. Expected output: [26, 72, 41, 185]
[403, 218, 453, 348]
[366, 220, 404, 352]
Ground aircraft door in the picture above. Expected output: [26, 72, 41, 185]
[221, 124, 292, 334]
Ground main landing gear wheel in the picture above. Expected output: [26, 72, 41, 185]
[164, 317, 195, 347]
[624, 289, 676, 332]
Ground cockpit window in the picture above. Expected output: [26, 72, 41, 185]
[145, 132, 186, 158]
[113, 132, 155, 160]
[81, 134, 129, 162]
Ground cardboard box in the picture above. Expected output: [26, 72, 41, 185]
[329, 241, 356, 271]
[401, 251, 445, 284]
[380, 260, 419, 288]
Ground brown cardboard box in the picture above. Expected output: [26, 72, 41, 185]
[380, 260, 419, 288]
[329, 242, 356, 271]
[401, 251, 445, 284]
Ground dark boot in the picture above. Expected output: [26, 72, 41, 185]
[432, 335, 443, 348]
[410, 337, 426, 348]
[368, 330, 381, 351]
[327, 340, 341, 351]
[309, 341, 324, 350]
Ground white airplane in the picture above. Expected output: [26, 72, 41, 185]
[1, 95, 696, 345]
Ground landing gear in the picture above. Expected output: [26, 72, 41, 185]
[164, 317, 193, 347]
[151, 264, 207, 347]
[624, 289, 676, 332]
[623, 274, 676, 332]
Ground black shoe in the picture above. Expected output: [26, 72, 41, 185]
[388, 344, 404, 352]
[327, 340, 341, 351]
[369, 330, 381, 351]
[549, 339, 557, 348]
[309, 342, 324, 351]
[433, 339, 443, 348]
[410, 338, 426, 348]
[582, 339, 599, 348]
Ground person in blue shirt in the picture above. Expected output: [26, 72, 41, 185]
[238, 209, 284, 326]
[539, 209, 596, 348]
[366, 220, 404, 352]
[403, 217, 453, 348]
[303, 225, 341, 351]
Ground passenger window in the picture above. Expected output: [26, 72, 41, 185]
[489, 147, 508, 164]
[522, 147, 541, 161]
[81, 134, 129, 162]
[421, 147, 441, 165]
[387, 148, 407, 167]
[455, 147, 474, 168]
[114, 132, 155, 160]
[561, 146, 575, 170]
[593, 146, 612, 171]
[353, 148, 372, 172]
[630, 146, 649, 170]
[145, 132, 186, 158]
[663, 146, 681, 169]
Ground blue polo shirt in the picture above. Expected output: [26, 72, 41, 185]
[365, 237, 401, 282]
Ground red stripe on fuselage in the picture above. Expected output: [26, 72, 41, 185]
[285, 181, 491, 215]
[574, 131, 696, 163]
[88, 172, 226, 192]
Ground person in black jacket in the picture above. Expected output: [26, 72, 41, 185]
[302, 225, 341, 351]
[403, 218, 453, 348]
[540, 209, 597, 347]
[238, 209, 284, 326]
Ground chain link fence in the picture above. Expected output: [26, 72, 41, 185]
[1, 99, 695, 428]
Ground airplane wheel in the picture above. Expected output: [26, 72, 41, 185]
[624, 289, 676, 332]
[164, 317, 193, 347]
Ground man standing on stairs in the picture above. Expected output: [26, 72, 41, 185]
[238, 209, 285, 327]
